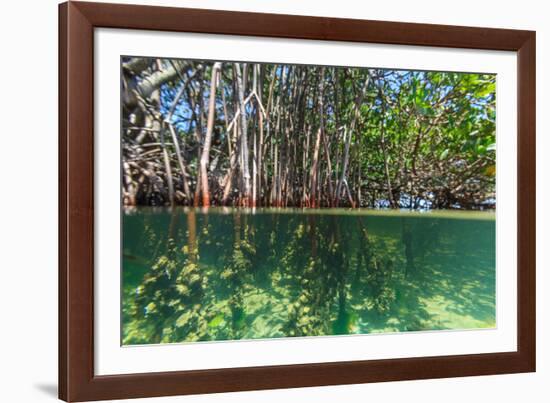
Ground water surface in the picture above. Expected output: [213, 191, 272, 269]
[122, 208, 495, 345]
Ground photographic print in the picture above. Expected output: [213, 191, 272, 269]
[121, 57, 496, 346]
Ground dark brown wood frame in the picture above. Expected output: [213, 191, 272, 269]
[59, 1, 536, 401]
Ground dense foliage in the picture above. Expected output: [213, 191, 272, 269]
[122, 58, 496, 209]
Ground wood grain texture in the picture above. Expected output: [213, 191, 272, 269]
[59, 2, 95, 401]
[516, 32, 536, 370]
[58, 1, 536, 401]
[75, 1, 532, 50]
[58, 4, 68, 401]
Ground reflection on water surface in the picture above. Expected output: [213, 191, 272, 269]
[122, 208, 495, 345]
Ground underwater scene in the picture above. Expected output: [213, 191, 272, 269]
[122, 208, 496, 345]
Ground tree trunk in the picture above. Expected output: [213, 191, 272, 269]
[235, 63, 251, 206]
[309, 68, 325, 208]
[336, 74, 370, 206]
[166, 122, 191, 203]
[257, 65, 265, 207]
[198, 62, 222, 207]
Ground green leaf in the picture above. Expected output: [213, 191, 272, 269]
[208, 314, 225, 328]
[176, 311, 192, 328]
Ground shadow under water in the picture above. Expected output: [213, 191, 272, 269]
[122, 207, 496, 345]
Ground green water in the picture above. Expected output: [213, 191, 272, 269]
[122, 208, 496, 345]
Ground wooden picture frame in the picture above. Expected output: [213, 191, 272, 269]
[59, 1, 536, 401]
